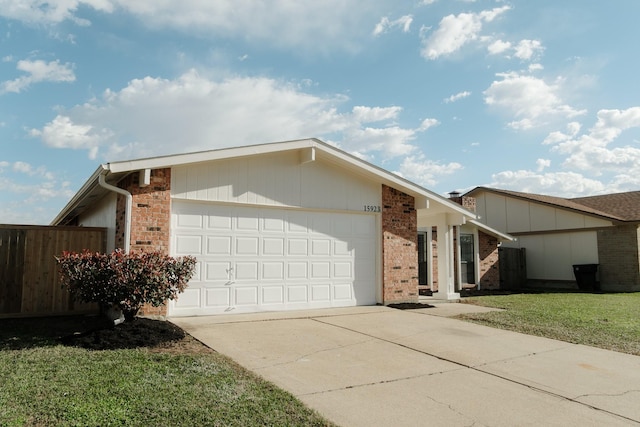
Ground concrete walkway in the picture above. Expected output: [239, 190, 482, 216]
[171, 304, 640, 426]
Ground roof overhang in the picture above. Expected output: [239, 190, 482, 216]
[51, 138, 478, 225]
[468, 219, 514, 242]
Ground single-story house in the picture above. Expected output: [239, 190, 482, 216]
[52, 139, 511, 316]
[466, 186, 640, 292]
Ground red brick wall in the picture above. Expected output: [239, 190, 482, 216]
[478, 231, 500, 289]
[116, 168, 172, 316]
[449, 196, 476, 212]
[381, 185, 418, 304]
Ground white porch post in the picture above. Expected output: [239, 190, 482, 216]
[455, 225, 462, 292]
[433, 216, 461, 301]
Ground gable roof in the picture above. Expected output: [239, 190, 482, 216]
[52, 138, 477, 225]
[466, 186, 640, 223]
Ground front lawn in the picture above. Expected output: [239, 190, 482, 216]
[460, 292, 640, 356]
[0, 316, 334, 427]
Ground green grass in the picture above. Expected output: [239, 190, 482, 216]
[0, 317, 334, 427]
[460, 292, 640, 355]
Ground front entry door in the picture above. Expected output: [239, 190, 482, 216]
[460, 234, 475, 284]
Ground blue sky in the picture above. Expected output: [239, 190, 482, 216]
[2, 1, 640, 224]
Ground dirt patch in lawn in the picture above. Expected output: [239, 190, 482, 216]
[0, 315, 214, 354]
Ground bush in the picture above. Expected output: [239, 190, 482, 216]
[57, 249, 197, 321]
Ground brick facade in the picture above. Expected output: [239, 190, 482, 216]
[115, 168, 172, 316]
[381, 184, 419, 304]
[597, 225, 640, 292]
[478, 231, 500, 289]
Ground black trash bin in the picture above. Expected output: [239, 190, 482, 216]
[573, 264, 599, 291]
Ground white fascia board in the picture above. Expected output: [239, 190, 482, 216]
[106, 138, 318, 174]
[469, 219, 514, 242]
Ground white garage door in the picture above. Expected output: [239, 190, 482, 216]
[169, 201, 378, 316]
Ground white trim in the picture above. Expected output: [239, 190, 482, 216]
[98, 171, 131, 252]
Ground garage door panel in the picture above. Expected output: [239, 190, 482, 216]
[236, 237, 259, 255]
[176, 212, 203, 229]
[333, 284, 353, 300]
[175, 234, 202, 255]
[262, 262, 284, 279]
[204, 262, 231, 281]
[235, 262, 258, 280]
[235, 287, 258, 305]
[263, 238, 285, 255]
[334, 240, 351, 256]
[206, 236, 231, 255]
[287, 213, 308, 233]
[237, 216, 259, 231]
[287, 285, 308, 302]
[288, 262, 308, 279]
[311, 285, 331, 301]
[205, 288, 231, 307]
[311, 239, 331, 256]
[262, 286, 284, 304]
[334, 262, 352, 278]
[311, 262, 331, 278]
[176, 288, 200, 308]
[263, 214, 285, 232]
[207, 214, 231, 230]
[170, 201, 377, 316]
[288, 239, 308, 255]
[311, 216, 332, 236]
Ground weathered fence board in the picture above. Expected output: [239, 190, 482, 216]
[0, 225, 106, 318]
[499, 246, 527, 290]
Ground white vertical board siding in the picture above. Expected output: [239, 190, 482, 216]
[171, 151, 380, 212]
[474, 191, 612, 233]
[169, 201, 377, 316]
[78, 192, 117, 252]
[502, 231, 598, 280]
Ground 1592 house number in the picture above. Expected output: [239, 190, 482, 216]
[363, 205, 381, 213]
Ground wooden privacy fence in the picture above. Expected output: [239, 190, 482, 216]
[499, 247, 527, 290]
[0, 225, 106, 318]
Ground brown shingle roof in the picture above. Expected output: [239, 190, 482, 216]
[572, 191, 640, 222]
[466, 187, 640, 222]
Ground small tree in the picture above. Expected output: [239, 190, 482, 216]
[57, 249, 197, 322]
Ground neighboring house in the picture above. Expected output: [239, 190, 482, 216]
[466, 186, 640, 292]
[52, 139, 511, 317]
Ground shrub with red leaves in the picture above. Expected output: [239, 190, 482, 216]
[57, 249, 196, 321]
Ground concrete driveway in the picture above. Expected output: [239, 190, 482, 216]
[171, 305, 640, 426]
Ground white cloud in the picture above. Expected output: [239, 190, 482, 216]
[418, 118, 439, 131]
[536, 158, 550, 172]
[514, 39, 544, 60]
[1, 59, 75, 94]
[29, 115, 104, 159]
[351, 106, 402, 122]
[29, 70, 424, 163]
[421, 6, 511, 60]
[489, 170, 606, 197]
[396, 154, 463, 188]
[1, 1, 396, 52]
[0, 0, 113, 25]
[444, 91, 471, 103]
[484, 72, 586, 129]
[373, 15, 413, 36]
[487, 39, 511, 55]
[545, 108, 640, 174]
